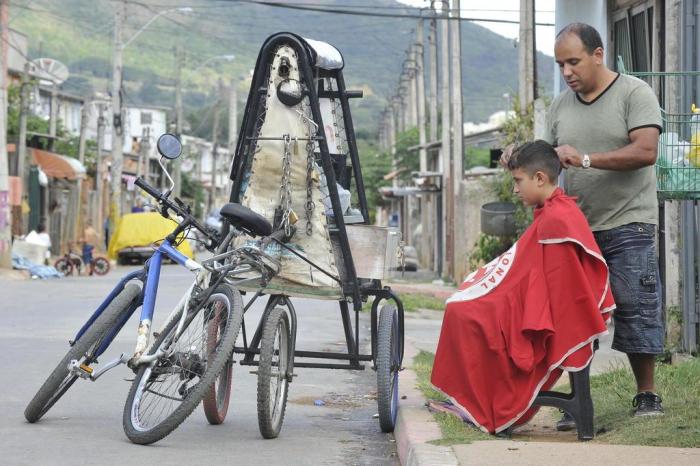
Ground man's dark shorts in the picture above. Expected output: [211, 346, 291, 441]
[594, 222, 665, 354]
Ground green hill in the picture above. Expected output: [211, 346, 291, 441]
[10, 0, 553, 138]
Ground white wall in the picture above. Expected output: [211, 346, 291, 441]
[553, 0, 609, 96]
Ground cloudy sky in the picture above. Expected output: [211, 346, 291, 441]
[397, 0, 557, 55]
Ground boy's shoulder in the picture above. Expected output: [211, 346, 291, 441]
[536, 191, 591, 240]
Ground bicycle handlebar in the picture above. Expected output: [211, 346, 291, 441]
[134, 176, 218, 247]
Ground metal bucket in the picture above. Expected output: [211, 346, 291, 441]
[480, 202, 516, 236]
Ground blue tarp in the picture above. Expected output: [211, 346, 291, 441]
[12, 252, 63, 279]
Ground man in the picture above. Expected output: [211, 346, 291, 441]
[25, 223, 52, 263]
[549, 23, 664, 423]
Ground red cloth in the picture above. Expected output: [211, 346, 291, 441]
[431, 188, 614, 433]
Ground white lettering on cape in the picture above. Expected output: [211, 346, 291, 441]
[446, 243, 517, 303]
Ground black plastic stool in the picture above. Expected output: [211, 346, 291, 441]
[531, 340, 599, 441]
[498, 341, 598, 441]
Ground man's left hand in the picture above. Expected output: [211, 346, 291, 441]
[555, 144, 583, 168]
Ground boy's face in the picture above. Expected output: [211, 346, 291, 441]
[511, 168, 550, 207]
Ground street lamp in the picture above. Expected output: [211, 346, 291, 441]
[110, 3, 193, 230]
[122, 7, 193, 49]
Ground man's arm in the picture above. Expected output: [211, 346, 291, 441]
[555, 126, 659, 170]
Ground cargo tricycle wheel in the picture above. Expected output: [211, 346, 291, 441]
[257, 307, 291, 439]
[376, 303, 400, 432]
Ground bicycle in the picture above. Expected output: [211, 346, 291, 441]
[24, 134, 255, 445]
[54, 244, 110, 276]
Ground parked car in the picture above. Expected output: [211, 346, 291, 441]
[397, 245, 419, 272]
[108, 212, 193, 265]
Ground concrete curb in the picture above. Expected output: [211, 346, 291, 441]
[394, 340, 460, 466]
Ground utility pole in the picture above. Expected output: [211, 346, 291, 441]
[428, 7, 440, 274]
[208, 81, 221, 212]
[110, 0, 125, 232]
[390, 99, 399, 189]
[450, 0, 464, 280]
[439, 0, 451, 280]
[416, 19, 431, 271]
[96, 103, 105, 247]
[75, 100, 89, 242]
[0, 0, 11, 268]
[173, 44, 183, 198]
[518, 0, 536, 115]
[17, 62, 29, 232]
[428, 15, 439, 143]
[408, 50, 418, 128]
[49, 84, 58, 150]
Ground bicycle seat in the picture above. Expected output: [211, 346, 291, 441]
[220, 203, 273, 237]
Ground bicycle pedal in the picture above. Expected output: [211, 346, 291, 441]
[67, 360, 92, 380]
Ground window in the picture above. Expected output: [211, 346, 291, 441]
[613, 4, 653, 72]
[140, 111, 152, 125]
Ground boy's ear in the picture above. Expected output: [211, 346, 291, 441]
[535, 170, 549, 186]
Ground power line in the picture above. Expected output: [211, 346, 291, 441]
[198, 0, 555, 26]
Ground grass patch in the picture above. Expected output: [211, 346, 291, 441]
[585, 358, 700, 448]
[413, 351, 492, 445]
[400, 293, 446, 312]
[361, 293, 445, 313]
[415, 350, 700, 448]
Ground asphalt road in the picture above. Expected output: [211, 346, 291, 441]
[0, 265, 398, 465]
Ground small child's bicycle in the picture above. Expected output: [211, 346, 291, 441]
[54, 243, 110, 276]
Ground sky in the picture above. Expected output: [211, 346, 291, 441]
[397, 0, 557, 56]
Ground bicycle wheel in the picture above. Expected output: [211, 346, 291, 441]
[24, 283, 141, 423]
[202, 306, 233, 425]
[123, 284, 243, 445]
[257, 307, 292, 439]
[54, 257, 73, 276]
[376, 303, 400, 433]
[92, 257, 111, 276]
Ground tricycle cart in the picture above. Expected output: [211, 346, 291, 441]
[220, 33, 405, 437]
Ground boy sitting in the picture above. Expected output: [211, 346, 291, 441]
[431, 140, 615, 434]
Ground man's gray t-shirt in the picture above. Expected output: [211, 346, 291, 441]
[545, 73, 662, 231]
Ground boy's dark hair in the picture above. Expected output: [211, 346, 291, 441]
[37, 223, 46, 233]
[507, 140, 562, 182]
[556, 22, 604, 54]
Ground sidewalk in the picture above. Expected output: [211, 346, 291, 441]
[392, 285, 700, 466]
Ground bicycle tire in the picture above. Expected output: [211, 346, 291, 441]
[123, 284, 243, 445]
[54, 257, 73, 276]
[376, 303, 400, 433]
[24, 283, 142, 423]
[202, 307, 233, 425]
[257, 307, 291, 439]
[92, 257, 111, 276]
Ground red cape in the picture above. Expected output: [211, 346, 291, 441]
[431, 188, 614, 433]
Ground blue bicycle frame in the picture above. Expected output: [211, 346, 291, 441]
[70, 238, 201, 367]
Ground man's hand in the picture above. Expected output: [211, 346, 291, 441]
[499, 144, 516, 168]
[555, 144, 583, 168]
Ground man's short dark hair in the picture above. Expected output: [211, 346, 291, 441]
[556, 22, 604, 54]
[507, 140, 562, 182]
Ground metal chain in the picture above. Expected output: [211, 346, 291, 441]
[279, 134, 293, 237]
[300, 98, 317, 236]
[305, 138, 315, 235]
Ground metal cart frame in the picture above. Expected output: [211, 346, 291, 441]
[227, 33, 405, 434]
